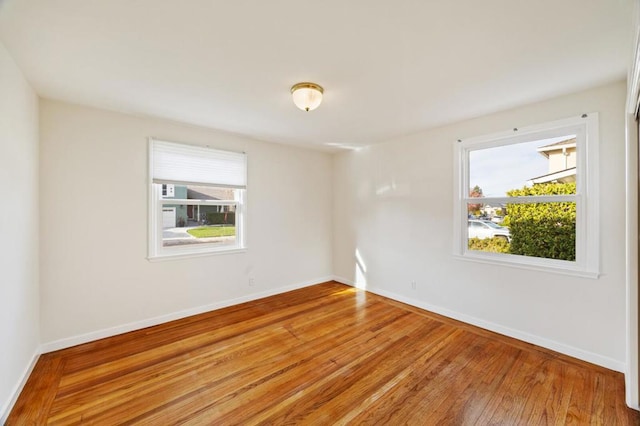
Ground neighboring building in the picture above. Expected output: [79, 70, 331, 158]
[186, 187, 236, 224]
[162, 184, 236, 228]
[161, 184, 188, 228]
[480, 204, 505, 217]
[527, 138, 576, 185]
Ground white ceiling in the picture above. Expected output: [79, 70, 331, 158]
[0, 0, 633, 152]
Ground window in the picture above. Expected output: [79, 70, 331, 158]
[148, 139, 247, 259]
[453, 114, 599, 277]
[161, 184, 175, 198]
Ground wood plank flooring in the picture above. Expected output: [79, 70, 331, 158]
[8, 281, 640, 425]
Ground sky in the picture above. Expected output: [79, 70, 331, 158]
[469, 135, 574, 197]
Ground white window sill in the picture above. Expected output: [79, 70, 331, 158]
[453, 252, 599, 279]
[148, 247, 247, 262]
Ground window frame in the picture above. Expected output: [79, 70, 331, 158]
[148, 139, 247, 261]
[453, 114, 599, 278]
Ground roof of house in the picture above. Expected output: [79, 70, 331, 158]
[527, 167, 576, 185]
[536, 137, 576, 158]
[538, 138, 576, 149]
[187, 187, 234, 200]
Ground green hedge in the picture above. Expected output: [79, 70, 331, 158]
[468, 237, 510, 253]
[504, 183, 576, 261]
[206, 212, 236, 225]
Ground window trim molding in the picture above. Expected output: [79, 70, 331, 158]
[147, 138, 247, 260]
[453, 114, 600, 278]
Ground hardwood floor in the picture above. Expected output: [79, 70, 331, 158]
[8, 281, 640, 425]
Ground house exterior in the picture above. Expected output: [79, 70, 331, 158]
[161, 184, 188, 228]
[186, 187, 236, 224]
[480, 204, 505, 218]
[527, 138, 577, 185]
[162, 184, 236, 228]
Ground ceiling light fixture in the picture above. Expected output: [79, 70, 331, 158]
[291, 82, 324, 112]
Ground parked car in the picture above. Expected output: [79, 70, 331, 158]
[468, 219, 511, 241]
[491, 216, 504, 224]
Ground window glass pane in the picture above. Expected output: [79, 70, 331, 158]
[155, 183, 238, 248]
[469, 134, 577, 197]
[467, 202, 576, 261]
[505, 201, 576, 261]
[467, 216, 511, 254]
[162, 212, 236, 248]
[160, 184, 236, 201]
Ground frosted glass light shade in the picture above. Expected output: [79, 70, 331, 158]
[291, 82, 323, 111]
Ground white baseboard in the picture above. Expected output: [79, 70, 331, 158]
[333, 276, 625, 372]
[333, 275, 355, 286]
[41, 276, 332, 353]
[1, 347, 41, 424]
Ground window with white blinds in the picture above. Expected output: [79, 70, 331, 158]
[148, 139, 246, 260]
[151, 139, 246, 188]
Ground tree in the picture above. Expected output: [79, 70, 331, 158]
[504, 182, 576, 261]
[468, 185, 484, 215]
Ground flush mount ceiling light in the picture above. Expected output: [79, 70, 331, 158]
[291, 82, 324, 112]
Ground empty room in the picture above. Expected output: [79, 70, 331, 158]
[3, 0, 640, 424]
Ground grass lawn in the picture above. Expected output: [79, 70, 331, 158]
[187, 226, 236, 238]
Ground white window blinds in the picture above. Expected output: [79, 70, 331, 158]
[151, 139, 247, 188]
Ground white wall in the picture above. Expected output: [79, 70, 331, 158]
[39, 100, 333, 346]
[333, 81, 628, 370]
[0, 42, 40, 420]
